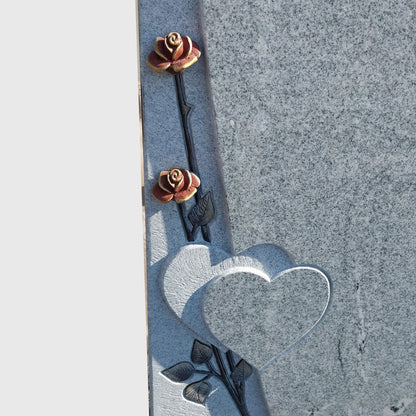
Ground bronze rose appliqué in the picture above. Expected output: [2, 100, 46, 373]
[152, 168, 200, 204]
[151, 167, 213, 243]
[147, 32, 201, 74]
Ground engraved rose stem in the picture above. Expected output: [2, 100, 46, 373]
[174, 73, 211, 242]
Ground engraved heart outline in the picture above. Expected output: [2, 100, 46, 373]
[160, 243, 332, 371]
[202, 265, 332, 372]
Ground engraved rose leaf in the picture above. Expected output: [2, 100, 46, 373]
[230, 359, 253, 383]
[183, 380, 211, 405]
[162, 362, 195, 382]
[188, 190, 214, 227]
[191, 340, 213, 364]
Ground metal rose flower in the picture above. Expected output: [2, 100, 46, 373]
[152, 168, 200, 204]
[146, 32, 201, 74]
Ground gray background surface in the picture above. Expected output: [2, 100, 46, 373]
[202, 0, 416, 414]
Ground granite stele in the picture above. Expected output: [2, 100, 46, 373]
[139, 1, 416, 415]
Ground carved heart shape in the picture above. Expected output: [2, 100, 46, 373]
[160, 244, 331, 371]
[202, 267, 331, 370]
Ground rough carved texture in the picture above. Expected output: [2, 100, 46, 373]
[161, 244, 294, 352]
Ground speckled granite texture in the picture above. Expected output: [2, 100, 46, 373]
[202, 0, 416, 415]
[203, 268, 330, 370]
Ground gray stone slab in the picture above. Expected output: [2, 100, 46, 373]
[140, 0, 416, 414]
[201, 0, 416, 414]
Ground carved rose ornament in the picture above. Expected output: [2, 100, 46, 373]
[152, 167, 200, 204]
[146, 32, 201, 74]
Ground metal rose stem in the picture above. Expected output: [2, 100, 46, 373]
[212, 346, 250, 416]
[177, 202, 194, 242]
[174, 73, 211, 242]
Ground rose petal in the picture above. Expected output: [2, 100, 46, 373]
[146, 51, 171, 73]
[166, 169, 184, 189]
[159, 172, 175, 193]
[191, 40, 201, 58]
[174, 186, 197, 203]
[152, 184, 173, 203]
[182, 36, 192, 58]
[170, 54, 198, 73]
[169, 176, 184, 191]
[190, 172, 201, 188]
[180, 169, 192, 190]
[164, 36, 173, 53]
[174, 175, 185, 192]
[172, 41, 184, 61]
[154, 37, 171, 61]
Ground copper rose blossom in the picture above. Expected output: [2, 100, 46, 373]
[152, 168, 200, 204]
[146, 32, 201, 74]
